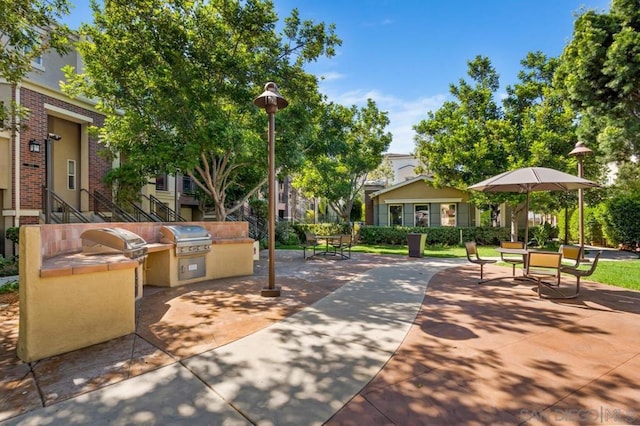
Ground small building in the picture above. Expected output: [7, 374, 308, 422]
[366, 175, 478, 227]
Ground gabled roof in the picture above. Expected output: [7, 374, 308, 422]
[369, 175, 434, 198]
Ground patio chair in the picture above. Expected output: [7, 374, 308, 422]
[330, 234, 352, 259]
[560, 251, 602, 298]
[302, 232, 320, 259]
[525, 251, 563, 298]
[465, 241, 496, 283]
[559, 244, 583, 269]
[499, 241, 525, 277]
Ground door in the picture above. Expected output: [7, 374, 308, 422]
[48, 116, 81, 209]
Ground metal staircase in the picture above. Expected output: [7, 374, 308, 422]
[139, 193, 186, 222]
[82, 189, 137, 222]
[42, 189, 91, 224]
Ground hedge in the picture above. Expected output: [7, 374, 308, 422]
[358, 225, 510, 246]
[291, 223, 351, 244]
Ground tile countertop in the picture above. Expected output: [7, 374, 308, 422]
[40, 252, 140, 278]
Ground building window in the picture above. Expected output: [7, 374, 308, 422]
[440, 203, 457, 227]
[67, 160, 76, 190]
[30, 54, 45, 71]
[389, 204, 403, 226]
[415, 204, 429, 227]
[182, 175, 196, 195]
[156, 174, 167, 191]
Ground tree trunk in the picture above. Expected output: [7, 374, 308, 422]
[510, 206, 520, 242]
[564, 207, 569, 244]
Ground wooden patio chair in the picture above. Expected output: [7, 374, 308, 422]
[525, 251, 563, 298]
[560, 251, 602, 299]
[330, 234, 352, 259]
[302, 232, 320, 259]
[465, 241, 496, 284]
[499, 240, 525, 277]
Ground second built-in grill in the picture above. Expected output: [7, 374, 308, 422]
[159, 225, 212, 281]
[159, 225, 212, 256]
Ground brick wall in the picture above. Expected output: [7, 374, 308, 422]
[17, 88, 109, 223]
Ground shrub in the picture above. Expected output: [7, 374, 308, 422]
[584, 205, 605, 245]
[0, 255, 18, 277]
[602, 194, 640, 250]
[358, 226, 510, 246]
[292, 223, 351, 242]
[0, 279, 19, 293]
[531, 222, 555, 247]
[275, 221, 300, 246]
[5, 227, 19, 245]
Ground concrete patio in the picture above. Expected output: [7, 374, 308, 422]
[1, 250, 638, 425]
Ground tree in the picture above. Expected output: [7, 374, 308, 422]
[63, 0, 340, 220]
[503, 52, 590, 238]
[555, 0, 640, 191]
[414, 56, 511, 227]
[0, 0, 72, 126]
[367, 155, 395, 185]
[293, 99, 392, 223]
[415, 54, 584, 240]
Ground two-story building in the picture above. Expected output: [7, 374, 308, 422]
[1, 36, 110, 257]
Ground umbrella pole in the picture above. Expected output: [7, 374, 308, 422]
[524, 192, 529, 246]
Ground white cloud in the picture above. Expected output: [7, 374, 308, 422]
[319, 71, 345, 82]
[322, 87, 447, 154]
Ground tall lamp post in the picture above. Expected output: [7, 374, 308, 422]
[569, 141, 593, 257]
[253, 82, 288, 297]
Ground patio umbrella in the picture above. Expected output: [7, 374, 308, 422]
[468, 167, 599, 244]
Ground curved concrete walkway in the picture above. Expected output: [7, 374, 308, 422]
[2, 254, 463, 425]
[3, 250, 639, 425]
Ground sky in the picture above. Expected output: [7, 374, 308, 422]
[61, 0, 611, 154]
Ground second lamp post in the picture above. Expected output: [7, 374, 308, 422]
[569, 141, 593, 257]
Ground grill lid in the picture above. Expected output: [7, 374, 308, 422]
[159, 225, 211, 244]
[81, 228, 148, 259]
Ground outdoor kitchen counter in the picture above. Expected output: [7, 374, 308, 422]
[144, 236, 255, 287]
[18, 225, 138, 363]
[39, 252, 140, 278]
[17, 222, 255, 363]
[211, 237, 255, 244]
[145, 242, 173, 253]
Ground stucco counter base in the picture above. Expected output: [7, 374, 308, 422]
[17, 227, 138, 363]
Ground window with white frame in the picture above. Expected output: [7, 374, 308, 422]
[440, 203, 456, 226]
[67, 160, 76, 190]
[415, 204, 429, 227]
[389, 204, 403, 226]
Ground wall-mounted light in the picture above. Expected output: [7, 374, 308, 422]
[29, 139, 41, 153]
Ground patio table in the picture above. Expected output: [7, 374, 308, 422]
[495, 247, 531, 281]
[314, 235, 341, 256]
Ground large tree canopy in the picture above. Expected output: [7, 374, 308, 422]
[63, 0, 340, 220]
[293, 99, 392, 222]
[0, 0, 72, 126]
[415, 53, 581, 239]
[414, 56, 512, 225]
[555, 0, 640, 190]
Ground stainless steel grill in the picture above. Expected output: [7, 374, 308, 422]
[81, 228, 148, 259]
[159, 225, 212, 256]
[159, 225, 212, 281]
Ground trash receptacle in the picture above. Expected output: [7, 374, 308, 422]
[407, 233, 427, 258]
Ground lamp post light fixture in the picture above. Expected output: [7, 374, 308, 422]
[29, 139, 41, 153]
[569, 141, 593, 257]
[253, 82, 288, 297]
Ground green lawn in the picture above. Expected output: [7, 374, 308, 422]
[279, 243, 640, 290]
